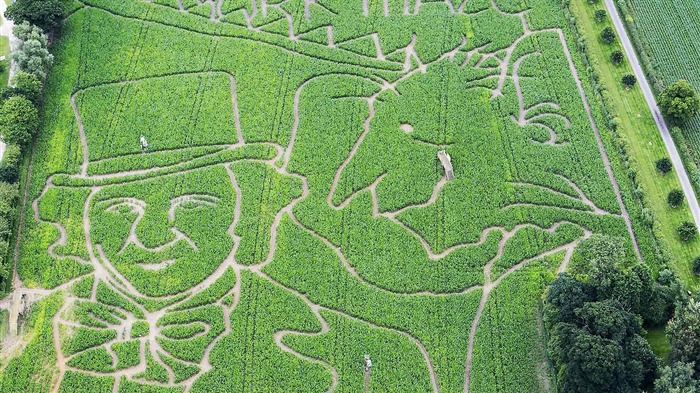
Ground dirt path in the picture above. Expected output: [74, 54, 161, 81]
[604, 0, 700, 234]
[11, 3, 647, 392]
[553, 28, 641, 260]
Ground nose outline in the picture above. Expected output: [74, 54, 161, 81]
[116, 199, 198, 254]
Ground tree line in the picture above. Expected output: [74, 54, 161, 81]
[544, 235, 700, 392]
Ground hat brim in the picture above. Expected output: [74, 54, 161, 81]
[52, 143, 283, 188]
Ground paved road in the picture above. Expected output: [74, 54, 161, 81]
[605, 0, 700, 232]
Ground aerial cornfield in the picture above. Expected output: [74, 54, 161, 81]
[622, 0, 700, 151]
[0, 0, 656, 392]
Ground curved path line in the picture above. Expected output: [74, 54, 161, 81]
[12, 5, 647, 392]
[553, 28, 641, 260]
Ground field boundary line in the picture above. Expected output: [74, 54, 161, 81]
[605, 0, 700, 233]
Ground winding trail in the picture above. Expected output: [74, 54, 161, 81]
[4, 2, 650, 392]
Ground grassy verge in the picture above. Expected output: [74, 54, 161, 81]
[0, 35, 9, 87]
[569, 0, 700, 289]
[644, 327, 671, 364]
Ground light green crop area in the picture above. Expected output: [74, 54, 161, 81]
[1, 0, 663, 391]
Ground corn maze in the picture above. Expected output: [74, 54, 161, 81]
[3, 0, 653, 391]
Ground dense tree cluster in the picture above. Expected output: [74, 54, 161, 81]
[0, 0, 59, 285]
[654, 299, 700, 392]
[4, 0, 64, 32]
[545, 236, 680, 393]
[12, 22, 53, 79]
[660, 80, 700, 123]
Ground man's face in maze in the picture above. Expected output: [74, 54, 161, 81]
[89, 165, 237, 297]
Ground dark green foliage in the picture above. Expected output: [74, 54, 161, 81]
[668, 299, 700, 376]
[668, 189, 685, 208]
[678, 222, 697, 242]
[4, 0, 65, 31]
[543, 236, 679, 392]
[693, 257, 700, 275]
[659, 80, 700, 123]
[656, 158, 673, 175]
[546, 273, 594, 324]
[10, 71, 43, 104]
[0, 166, 19, 184]
[600, 26, 616, 44]
[610, 50, 624, 65]
[0, 95, 38, 146]
[654, 362, 700, 393]
[595, 9, 607, 22]
[622, 74, 637, 88]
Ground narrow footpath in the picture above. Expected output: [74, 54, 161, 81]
[604, 0, 700, 232]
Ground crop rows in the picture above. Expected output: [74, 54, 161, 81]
[624, 0, 700, 152]
[0, 0, 656, 392]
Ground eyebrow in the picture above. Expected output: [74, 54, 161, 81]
[98, 197, 147, 209]
[168, 194, 220, 221]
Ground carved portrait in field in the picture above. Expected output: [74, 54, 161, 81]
[14, 0, 643, 391]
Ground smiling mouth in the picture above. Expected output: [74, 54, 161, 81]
[137, 260, 175, 271]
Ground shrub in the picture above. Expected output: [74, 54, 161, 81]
[0, 96, 38, 146]
[693, 257, 700, 275]
[11, 71, 43, 104]
[668, 189, 684, 208]
[622, 74, 637, 88]
[610, 50, 624, 65]
[659, 80, 700, 123]
[595, 9, 607, 23]
[656, 158, 673, 175]
[678, 222, 697, 241]
[0, 165, 19, 184]
[600, 26, 616, 44]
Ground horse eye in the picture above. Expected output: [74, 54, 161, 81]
[172, 196, 219, 212]
[178, 201, 202, 210]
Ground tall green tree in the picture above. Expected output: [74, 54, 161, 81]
[668, 299, 700, 375]
[654, 362, 700, 393]
[0, 96, 38, 146]
[4, 0, 64, 31]
[12, 22, 53, 79]
[659, 80, 700, 123]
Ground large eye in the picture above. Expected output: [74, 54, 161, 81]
[103, 198, 145, 215]
[169, 195, 219, 220]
